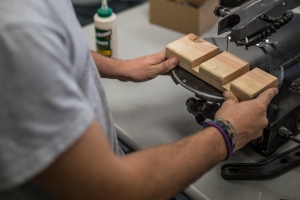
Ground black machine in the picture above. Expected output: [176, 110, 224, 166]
[171, 0, 300, 179]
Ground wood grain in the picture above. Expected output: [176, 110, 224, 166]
[166, 33, 219, 77]
[230, 67, 278, 101]
[197, 51, 250, 91]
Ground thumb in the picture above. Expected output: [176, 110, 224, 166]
[154, 57, 178, 75]
[223, 90, 239, 102]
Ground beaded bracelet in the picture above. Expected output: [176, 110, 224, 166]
[217, 118, 238, 141]
[202, 118, 238, 160]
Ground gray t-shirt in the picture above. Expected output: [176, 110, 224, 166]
[0, 0, 124, 198]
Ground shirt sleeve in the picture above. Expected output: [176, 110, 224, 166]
[0, 23, 94, 190]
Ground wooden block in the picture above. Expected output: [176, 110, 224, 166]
[166, 34, 278, 101]
[230, 68, 278, 101]
[197, 51, 250, 91]
[166, 33, 219, 77]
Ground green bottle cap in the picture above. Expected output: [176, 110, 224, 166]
[97, 7, 113, 17]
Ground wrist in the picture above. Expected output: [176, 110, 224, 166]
[203, 127, 228, 161]
[202, 118, 238, 160]
[92, 51, 129, 80]
[119, 60, 134, 81]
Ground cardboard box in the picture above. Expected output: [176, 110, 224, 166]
[185, 0, 207, 7]
[149, 0, 220, 35]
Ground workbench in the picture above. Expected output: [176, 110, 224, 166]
[82, 3, 300, 199]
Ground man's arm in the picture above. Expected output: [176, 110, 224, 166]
[33, 88, 278, 200]
[33, 119, 226, 200]
[91, 50, 178, 82]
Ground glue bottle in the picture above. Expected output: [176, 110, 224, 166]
[94, 0, 117, 58]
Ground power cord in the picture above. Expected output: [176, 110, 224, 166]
[277, 126, 300, 144]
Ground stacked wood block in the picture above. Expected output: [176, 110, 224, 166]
[166, 33, 278, 101]
[166, 34, 219, 77]
[198, 51, 250, 91]
[229, 68, 278, 101]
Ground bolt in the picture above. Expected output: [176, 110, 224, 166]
[291, 83, 300, 91]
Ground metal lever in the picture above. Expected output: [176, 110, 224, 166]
[221, 145, 300, 180]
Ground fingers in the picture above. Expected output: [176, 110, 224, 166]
[154, 57, 178, 75]
[223, 88, 278, 105]
[149, 49, 178, 76]
[223, 90, 239, 102]
[153, 50, 166, 61]
[255, 87, 279, 105]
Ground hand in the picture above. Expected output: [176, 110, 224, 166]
[122, 50, 178, 82]
[215, 88, 278, 150]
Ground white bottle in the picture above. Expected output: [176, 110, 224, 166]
[94, 0, 117, 58]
